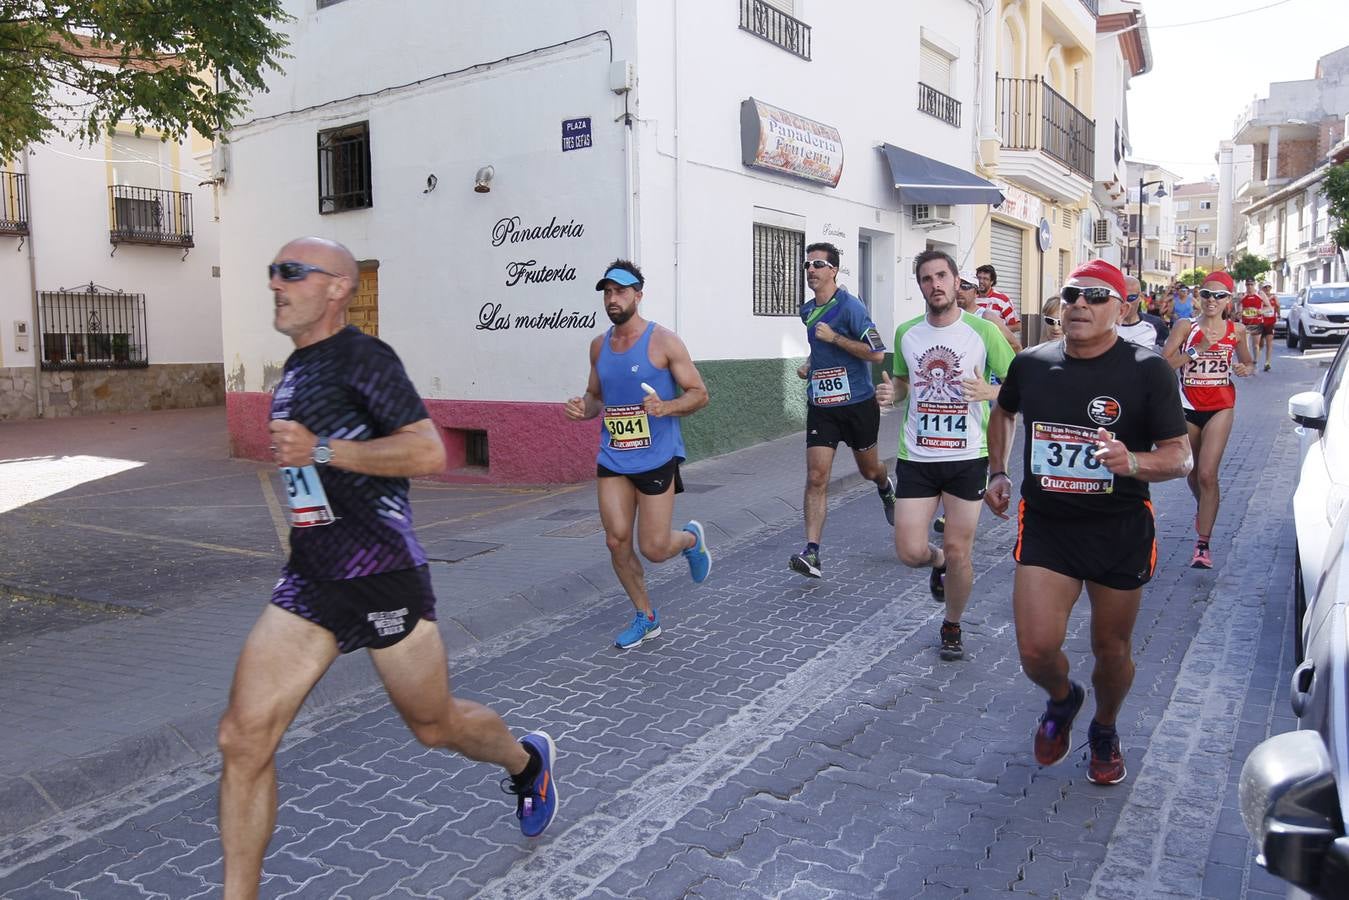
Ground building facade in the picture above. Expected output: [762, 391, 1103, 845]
[1124, 160, 1178, 289]
[219, 0, 1020, 483]
[0, 119, 224, 420]
[1172, 180, 1220, 275]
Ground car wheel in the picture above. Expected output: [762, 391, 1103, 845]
[1297, 326, 1311, 352]
[1293, 548, 1307, 665]
[1286, 326, 1297, 348]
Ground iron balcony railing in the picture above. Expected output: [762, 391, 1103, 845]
[739, 0, 811, 61]
[108, 184, 194, 247]
[917, 82, 962, 128]
[1, 170, 29, 235]
[996, 75, 1095, 181]
[38, 287, 149, 370]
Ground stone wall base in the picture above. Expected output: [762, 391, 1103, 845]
[0, 363, 225, 420]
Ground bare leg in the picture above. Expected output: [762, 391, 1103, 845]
[218, 606, 339, 900]
[851, 443, 890, 487]
[894, 495, 943, 569]
[634, 482, 695, 563]
[1012, 564, 1084, 702]
[371, 619, 530, 772]
[597, 476, 653, 614]
[803, 445, 838, 544]
[1185, 421, 1202, 505]
[935, 495, 982, 623]
[1193, 409, 1235, 537]
[1083, 582, 1144, 727]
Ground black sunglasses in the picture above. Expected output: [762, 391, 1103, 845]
[1060, 286, 1119, 306]
[1043, 316, 1062, 328]
[959, 280, 976, 291]
[268, 261, 343, 282]
[803, 259, 836, 270]
[1198, 289, 1231, 301]
[1126, 293, 1140, 302]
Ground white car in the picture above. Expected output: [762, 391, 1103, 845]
[1288, 283, 1349, 351]
[1290, 339, 1349, 662]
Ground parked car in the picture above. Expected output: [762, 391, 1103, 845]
[1287, 283, 1349, 350]
[1289, 340, 1349, 662]
[1275, 293, 1297, 338]
[1240, 495, 1349, 900]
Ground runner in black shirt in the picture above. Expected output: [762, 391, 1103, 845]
[218, 238, 558, 898]
[986, 260, 1191, 786]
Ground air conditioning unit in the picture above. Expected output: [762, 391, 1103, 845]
[912, 204, 954, 227]
[1092, 219, 1110, 246]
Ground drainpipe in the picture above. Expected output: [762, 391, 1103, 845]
[671, 0, 683, 333]
[22, 147, 42, 417]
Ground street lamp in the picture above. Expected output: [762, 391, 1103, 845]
[1182, 226, 1200, 281]
[1132, 177, 1167, 281]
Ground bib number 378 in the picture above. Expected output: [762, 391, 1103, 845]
[282, 465, 336, 527]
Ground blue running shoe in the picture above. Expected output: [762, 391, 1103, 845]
[507, 731, 558, 837]
[682, 520, 711, 584]
[615, 609, 661, 649]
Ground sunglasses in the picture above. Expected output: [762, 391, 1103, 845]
[1043, 316, 1062, 328]
[1197, 289, 1231, 301]
[268, 261, 343, 282]
[803, 259, 836, 270]
[959, 280, 976, 291]
[1060, 286, 1119, 306]
[1126, 293, 1140, 302]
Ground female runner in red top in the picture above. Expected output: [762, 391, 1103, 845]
[1160, 271, 1254, 569]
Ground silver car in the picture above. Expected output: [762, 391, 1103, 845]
[1288, 283, 1349, 351]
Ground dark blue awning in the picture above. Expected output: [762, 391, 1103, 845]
[879, 143, 1004, 206]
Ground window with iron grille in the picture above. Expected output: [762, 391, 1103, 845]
[38, 288, 148, 369]
[318, 122, 372, 214]
[752, 223, 805, 316]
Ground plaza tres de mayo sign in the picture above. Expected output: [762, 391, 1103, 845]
[740, 98, 844, 188]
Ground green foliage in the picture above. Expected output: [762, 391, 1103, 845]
[1229, 253, 1271, 283]
[0, 2, 291, 161]
[1178, 268, 1208, 288]
[1326, 163, 1349, 250]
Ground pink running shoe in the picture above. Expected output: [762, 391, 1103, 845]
[1191, 543, 1212, 569]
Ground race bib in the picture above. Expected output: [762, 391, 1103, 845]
[604, 404, 652, 450]
[282, 465, 336, 527]
[810, 366, 852, 406]
[1030, 422, 1114, 494]
[915, 401, 968, 450]
[1182, 351, 1231, 387]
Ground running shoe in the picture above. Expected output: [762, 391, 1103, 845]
[879, 476, 897, 527]
[1033, 681, 1085, 766]
[939, 620, 964, 661]
[615, 610, 661, 649]
[929, 564, 946, 601]
[1086, 720, 1127, 785]
[1191, 542, 1212, 569]
[789, 549, 822, 579]
[504, 731, 558, 837]
[1263, 363, 1272, 372]
[682, 520, 711, 584]
[933, 516, 946, 534]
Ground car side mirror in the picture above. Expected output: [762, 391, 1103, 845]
[1240, 730, 1347, 896]
[1291, 391, 1328, 431]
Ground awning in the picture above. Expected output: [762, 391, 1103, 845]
[879, 143, 1004, 206]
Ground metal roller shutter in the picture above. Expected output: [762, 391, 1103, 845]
[989, 220, 1024, 317]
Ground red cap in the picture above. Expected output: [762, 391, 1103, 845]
[1203, 271, 1236, 293]
[1067, 259, 1128, 301]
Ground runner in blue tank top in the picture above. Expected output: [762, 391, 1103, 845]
[566, 259, 712, 649]
[789, 241, 895, 580]
[218, 238, 558, 898]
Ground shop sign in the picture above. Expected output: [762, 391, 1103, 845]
[1317, 241, 1339, 258]
[991, 180, 1043, 226]
[740, 98, 844, 187]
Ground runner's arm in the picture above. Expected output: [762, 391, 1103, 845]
[271, 417, 446, 478]
[1159, 320, 1194, 370]
[1233, 331, 1255, 376]
[648, 329, 709, 417]
[565, 336, 605, 420]
[875, 373, 909, 406]
[814, 321, 884, 364]
[1130, 434, 1193, 482]
[984, 404, 1017, 518]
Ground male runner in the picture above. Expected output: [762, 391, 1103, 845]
[218, 238, 557, 900]
[975, 264, 1021, 334]
[1116, 275, 1170, 351]
[789, 241, 894, 579]
[985, 259, 1192, 786]
[957, 274, 1021, 351]
[875, 250, 1014, 660]
[1237, 277, 1264, 361]
[1171, 284, 1194, 322]
[566, 260, 711, 649]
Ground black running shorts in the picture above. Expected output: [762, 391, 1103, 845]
[806, 399, 880, 451]
[894, 457, 989, 502]
[271, 564, 437, 653]
[597, 457, 684, 496]
[1013, 500, 1157, 591]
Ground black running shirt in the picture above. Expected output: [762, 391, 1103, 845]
[271, 326, 431, 579]
[997, 337, 1186, 517]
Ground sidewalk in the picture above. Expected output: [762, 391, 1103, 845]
[0, 405, 901, 838]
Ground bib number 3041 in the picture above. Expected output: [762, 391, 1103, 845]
[282, 465, 336, 527]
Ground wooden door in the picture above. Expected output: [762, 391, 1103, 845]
[347, 263, 379, 336]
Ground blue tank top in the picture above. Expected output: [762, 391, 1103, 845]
[596, 322, 686, 472]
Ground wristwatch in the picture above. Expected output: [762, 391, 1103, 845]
[312, 435, 333, 465]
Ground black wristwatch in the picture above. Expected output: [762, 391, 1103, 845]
[989, 471, 1010, 481]
[312, 435, 333, 465]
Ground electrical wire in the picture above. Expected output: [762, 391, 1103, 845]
[1146, 0, 1297, 28]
